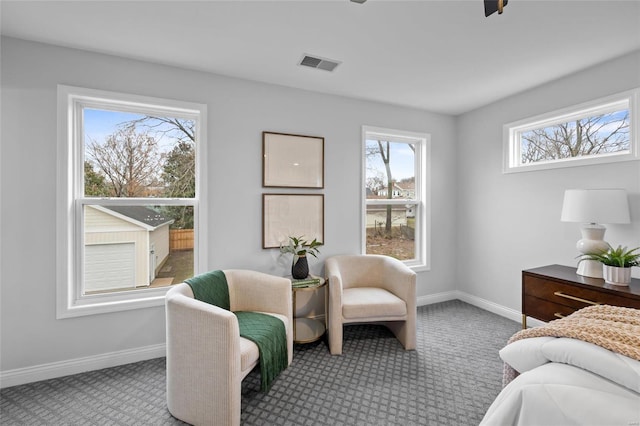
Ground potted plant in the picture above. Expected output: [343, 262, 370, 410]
[578, 244, 640, 286]
[280, 236, 322, 279]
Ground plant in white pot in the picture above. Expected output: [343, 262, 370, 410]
[578, 245, 640, 286]
[280, 236, 322, 279]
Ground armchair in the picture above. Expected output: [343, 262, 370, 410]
[325, 255, 416, 355]
[165, 269, 293, 426]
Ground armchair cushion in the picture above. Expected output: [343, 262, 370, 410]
[342, 287, 407, 319]
[239, 336, 260, 374]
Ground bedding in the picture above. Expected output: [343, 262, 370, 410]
[481, 305, 640, 426]
[506, 305, 640, 362]
[481, 361, 640, 426]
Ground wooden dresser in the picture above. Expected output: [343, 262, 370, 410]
[522, 264, 640, 328]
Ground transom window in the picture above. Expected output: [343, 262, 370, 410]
[504, 89, 639, 173]
[362, 126, 430, 270]
[57, 85, 207, 318]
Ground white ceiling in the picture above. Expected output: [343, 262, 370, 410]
[2, 0, 640, 115]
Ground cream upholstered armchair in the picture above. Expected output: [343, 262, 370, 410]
[165, 269, 293, 426]
[325, 255, 416, 355]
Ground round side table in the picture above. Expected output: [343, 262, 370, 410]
[288, 276, 327, 344]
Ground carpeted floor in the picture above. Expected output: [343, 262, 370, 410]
[0, 300, 521, 425]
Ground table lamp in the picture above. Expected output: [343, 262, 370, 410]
[560, 189, 630, 278]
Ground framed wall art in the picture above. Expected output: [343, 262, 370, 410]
[262, 194, 324, 249]
[262, 131, 324, 188]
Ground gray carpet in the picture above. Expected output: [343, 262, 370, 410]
[0, 300, 521, 425]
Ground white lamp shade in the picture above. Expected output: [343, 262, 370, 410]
[561, 189, 630, 224]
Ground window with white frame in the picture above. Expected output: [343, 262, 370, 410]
[504, 89, 639, 173]
[362, 126, 430, 270]
[57, 85, 207, 318]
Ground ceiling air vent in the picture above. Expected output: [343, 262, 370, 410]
[299, 54, 341, 72]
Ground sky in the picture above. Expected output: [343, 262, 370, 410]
[365, 139, 415, 182]
[84, 109, 141, 143]
[83, 108, 187, 153]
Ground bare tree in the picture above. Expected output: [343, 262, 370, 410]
[122, 116, 196, 198]
[365, 173, 385, 196]
[366, 141, 394, 235]
[124, 116, 195, 144]
[521, 112, 629, 164]
[123, 116, 197, 228]
[86, 126, 163, 197]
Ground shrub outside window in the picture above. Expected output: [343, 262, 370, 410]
[57, 85, 207, 318]
[362, 126, 430, 271]
[503, 89, 639, 173]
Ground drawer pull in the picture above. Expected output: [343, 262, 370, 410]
[553, 291, 599, 306]
[554, 313, 566, 319]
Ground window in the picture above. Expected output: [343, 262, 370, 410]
[57, 85, 207, 318]
[362, 126, 430, 270]
[504, 89, 639, 173]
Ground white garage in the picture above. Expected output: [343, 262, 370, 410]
[85, 243, 136, 292]
[83, 205, 174, 294]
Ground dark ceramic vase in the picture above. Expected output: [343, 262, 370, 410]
[291, 255, 309, 279]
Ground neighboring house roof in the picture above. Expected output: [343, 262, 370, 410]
[377, 182, 407, 197]
[396, 181, 415, 191]
[99, 206, 175, 230]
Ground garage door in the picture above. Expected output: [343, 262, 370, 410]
[85, 243, 135, 292]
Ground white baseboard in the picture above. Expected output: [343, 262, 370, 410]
[417, 290, 458, 306]
[454, 291, 523, 324]
[418, 290, 529, 326]
[0, 343, 166, 389]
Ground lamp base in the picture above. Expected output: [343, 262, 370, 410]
[576, 259, 603, 279]
[575, 223, 608, 279]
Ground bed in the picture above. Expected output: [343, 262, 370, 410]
[480, 305, 640, 426]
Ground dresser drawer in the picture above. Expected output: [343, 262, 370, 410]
[523, 275, 640, 310]
[523, 295, 576, 322]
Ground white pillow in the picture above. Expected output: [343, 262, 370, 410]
[499, 336, 555, 373]
[541, 338, 640, 394]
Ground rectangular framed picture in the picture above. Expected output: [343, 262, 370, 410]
[263, 194, 324, 249]
[263, 131, 324, 188]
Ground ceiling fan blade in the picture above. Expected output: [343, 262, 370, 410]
[484, 0, 508, 17]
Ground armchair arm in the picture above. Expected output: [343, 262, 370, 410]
[165, 283, 242, 426]
[325, 257, 344, 319]
[325, 257, 346, 354]
[380, 256, 416, 305]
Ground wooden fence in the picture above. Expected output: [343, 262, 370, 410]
[170, 229, 194, 251]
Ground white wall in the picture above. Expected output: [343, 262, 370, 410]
[456, 50, 640, 312]
[0, 37, 457, 376]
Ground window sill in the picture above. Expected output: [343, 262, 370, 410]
[57, 286, 170, 319]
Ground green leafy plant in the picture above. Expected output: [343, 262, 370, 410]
[578, 245, 640, 268]
[280, 236, 322, 258]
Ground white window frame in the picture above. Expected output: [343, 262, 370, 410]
[57, 85, 208, 318]
[503, 89, 639, 173]
[361, 126, 431, 271]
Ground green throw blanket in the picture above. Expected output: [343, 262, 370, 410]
[235, 311, 288, 391]
[185, 271, 288, 391]
[186, 270, 230, 310]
